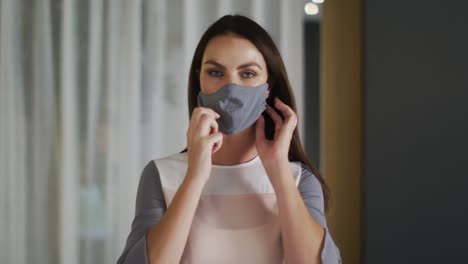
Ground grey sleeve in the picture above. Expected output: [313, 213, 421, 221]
[117, 161, 167, 264]
[298, 163, 342, 264]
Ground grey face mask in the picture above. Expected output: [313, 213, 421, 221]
[197, 83, 268, 135]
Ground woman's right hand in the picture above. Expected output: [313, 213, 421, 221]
[186, 107, 223, 184]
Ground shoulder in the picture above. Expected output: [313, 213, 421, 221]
[135, 158, 167, 214]
[139, 159, 158, 185]
[152, 152, 188, 167]
[297, 162, 321, 189]
[145, 152, 188, 176]
[296, 162, 325, 212]
[138, 152, 186, 191]
[150, 152, 189, 191]
[140, 152, 188, 180]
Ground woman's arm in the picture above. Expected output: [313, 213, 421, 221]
[264, 159, 326, 264]
[145, 172, 205, 263]
[146, 108, 221, 263]
[265, 160, 342, 264]
[255, 97, 341, 263]
[117, 162, 206, 264]
[119, 107, 220, 263]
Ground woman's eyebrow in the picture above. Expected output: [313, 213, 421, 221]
[204, 60, 226, 69]
[203, 60, 262, 70]
[237, 62, 262, 70]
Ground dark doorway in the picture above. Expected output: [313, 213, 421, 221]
[304, 21, 321, 169]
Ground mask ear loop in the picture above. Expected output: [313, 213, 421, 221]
[265, 68, 272, 100]
[262, 70, 274, 140]
[264, 82, 271, 102]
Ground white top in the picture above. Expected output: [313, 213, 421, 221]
[117, 152, 341, 263]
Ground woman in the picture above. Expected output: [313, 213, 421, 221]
[118, 15, 341, 264]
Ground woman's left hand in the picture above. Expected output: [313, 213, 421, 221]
[255, 97, 298, 166]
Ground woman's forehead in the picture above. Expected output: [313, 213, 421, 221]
[202, 35, 266, 68]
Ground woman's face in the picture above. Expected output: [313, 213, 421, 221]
[199, 34, 269, 95]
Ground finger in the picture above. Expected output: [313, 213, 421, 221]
[265, 104, 283, 130]
[190, 107, 220, 124]
[274, 97, 294, 117]
[207, 132, 223, 153]
[190, 107, 220, 128]
[255, 114, 266, 142]
[197, 113, 218, 136]
[274, 97, 297, 129]
[212, 137, 223, 153]
[198, 107, 221, 119]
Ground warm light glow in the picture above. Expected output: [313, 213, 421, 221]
[304, 3, 319, 15]
[312, 0, 325, 4]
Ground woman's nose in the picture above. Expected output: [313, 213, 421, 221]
[222, 73, 240, 86]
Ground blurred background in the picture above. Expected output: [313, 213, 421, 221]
[1, 0, 467, 264]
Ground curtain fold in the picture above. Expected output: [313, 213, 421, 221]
[1, 0, 28, 263]
[59, 0, 79, 263]
[0, 0, 305, 263]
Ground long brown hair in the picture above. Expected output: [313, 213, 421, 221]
[180, 15, 330, 212]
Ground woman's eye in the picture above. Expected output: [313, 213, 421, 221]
[242, 71, 256, 78]
[208, 70, 223, 77]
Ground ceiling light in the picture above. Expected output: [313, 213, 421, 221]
[304, 3, 319, 15]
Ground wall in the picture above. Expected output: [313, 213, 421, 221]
[365, 1, 468, 263]
[304, 21, 321, 169]
[321, 0, 363, 263]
